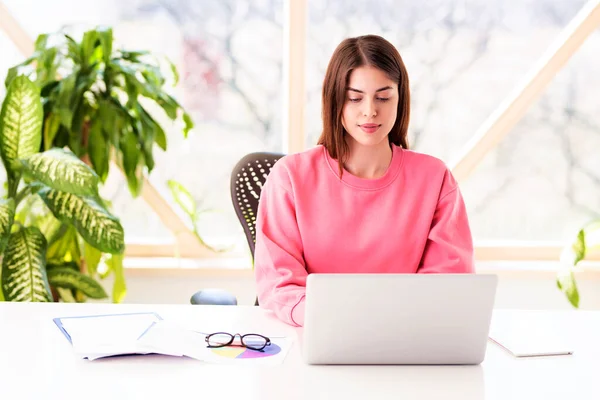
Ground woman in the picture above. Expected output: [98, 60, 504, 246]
[254, 34, 474, 327]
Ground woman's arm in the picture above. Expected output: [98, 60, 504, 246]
[254, 163, 308, 326]
[418, 169, 475, 274]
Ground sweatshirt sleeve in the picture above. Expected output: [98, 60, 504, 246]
[418, 169, 475, 274]
[254, 163, 307, 327]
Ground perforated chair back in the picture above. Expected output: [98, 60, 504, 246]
[230, 152, 285, 258]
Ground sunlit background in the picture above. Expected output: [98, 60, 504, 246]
[1, 0, 599, 257]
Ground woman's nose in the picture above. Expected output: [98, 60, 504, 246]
[362, 99, 377, 117]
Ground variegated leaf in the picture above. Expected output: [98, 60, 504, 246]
[1, 226, 51, 302]
[47, 267, 107, 299]
[21, 148, 99, 196]
[38, 188, 124, 254]
[0, 198, 16, 252]
[0, 75, 43, 188]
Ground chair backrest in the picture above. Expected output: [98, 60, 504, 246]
[230, 152, 285, 258]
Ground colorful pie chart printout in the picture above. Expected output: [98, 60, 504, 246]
[210, 342, 282, 359]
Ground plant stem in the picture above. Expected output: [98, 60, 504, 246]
[43, 116, 51, 152]
[14, 185, 32, 207]
[8, 174, 21, 199]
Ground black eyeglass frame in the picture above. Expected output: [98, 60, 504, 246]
[204, 332, 271, 352]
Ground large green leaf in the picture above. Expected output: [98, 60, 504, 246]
[1, 226, 52, 302]
[107, 254, 126, 303]
[572, 221, 600, 264]
[0, 198, 16, 252]
[34, 34, 49, 52]
[87, 119, 109, 182]
[64, 34, 81, 64]
[38, 188, 124, 254]
[154, 120, 167, 151]
[81, 29, 99, 67]
[557, 270, 580, 308]
[46, 224, 81, 265]
[137, 104, 167, 152]
[120, 129, 141, 196]
[46, 260, 79, 272]
[43, 112, 61, 151]
[36, 47, 59, 88]
[97, 27, 113, 65]
[167, 58, 179, 86]
[83, 242, 102, 277]
[155, 93, 178, 119]
[0, 75, 43, 196]
[183, 112, 194, 137]
[21, 148, 99, 196]
[55, 71, 77, 130]
[47, 267, 107, 299]
[558, 220, 600, 308]
[4, 56, 36, 88]
[34, 208, 62, 242]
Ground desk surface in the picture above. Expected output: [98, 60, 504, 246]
[1, 302, 598, 400]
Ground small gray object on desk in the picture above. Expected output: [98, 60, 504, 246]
[190, 289, 238, 305]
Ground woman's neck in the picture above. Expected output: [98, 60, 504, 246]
[343, 139, 393, 179]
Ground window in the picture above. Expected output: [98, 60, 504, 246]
[1, 0, 284, 255]
[461, 30, 600, 242]
[304, 0, 599, 244]
[1, 0, 599, 263]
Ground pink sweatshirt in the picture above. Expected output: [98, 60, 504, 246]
[254, 144, 474, 326]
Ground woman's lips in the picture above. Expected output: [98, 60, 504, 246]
[359, 124, 381, 134]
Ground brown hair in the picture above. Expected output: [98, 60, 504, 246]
[317, 35, 410, 175]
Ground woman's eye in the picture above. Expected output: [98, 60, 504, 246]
[348, 98, 361, 103]
[377, 98, 390, 102]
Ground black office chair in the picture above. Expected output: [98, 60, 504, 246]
[190, 152, 285, 305]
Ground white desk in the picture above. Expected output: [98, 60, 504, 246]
[1, 303, 599, 400]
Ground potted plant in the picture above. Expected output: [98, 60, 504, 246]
[5, 26, 193, 195]
[0, 75, 124, 302]
[4, 26, 201, 301]
[558, 220, 600, 307]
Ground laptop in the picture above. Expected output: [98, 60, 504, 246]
[302, 273, 498, 365]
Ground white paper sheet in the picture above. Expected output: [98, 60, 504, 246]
[57, 312, 162, 360]
[137, 320, 206, 360]
[488, 311, 574, 357]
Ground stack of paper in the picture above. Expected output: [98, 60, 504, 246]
[54, 312, 292, 365]
[54, 312, 188, 360]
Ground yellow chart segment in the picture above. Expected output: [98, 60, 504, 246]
[211, 347, 246, 358]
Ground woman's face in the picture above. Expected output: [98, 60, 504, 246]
[341, 65, 398, 150]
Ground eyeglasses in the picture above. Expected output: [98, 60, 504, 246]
[205, 332, 271, 352]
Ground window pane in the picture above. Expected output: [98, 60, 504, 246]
[3, 0, 284, 251]
[461, 31, 600, 241]
[305, 0, 586, 160]
[127, 0, 284, 250]
[305, 0, 593, 242]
